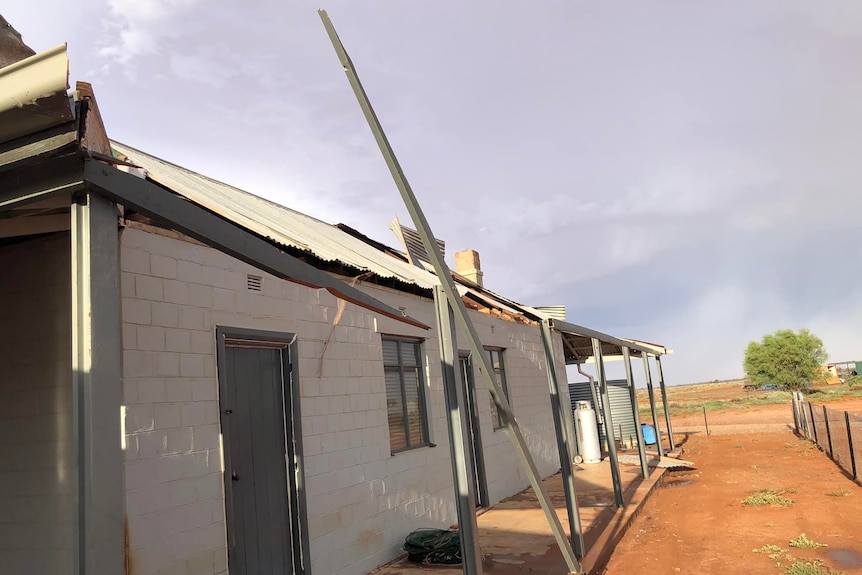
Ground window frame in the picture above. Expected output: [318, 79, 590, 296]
[485, 347, 510, 430]
[382, 335, 431, 454]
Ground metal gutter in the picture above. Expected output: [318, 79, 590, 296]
[0, 44, 73, 144]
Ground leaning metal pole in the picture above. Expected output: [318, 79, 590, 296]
[654, 355, 675, 450]
[592, 339, 624, 508]
[642, 355, 665, 458]
[622, 347, 649, 478]
[540, 320, 585, 557]
[318, 10, 581, 573]
[434, 287, 483, 575]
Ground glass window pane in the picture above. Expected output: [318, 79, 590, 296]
[382, 339, 399, 366]
[400, 341, 418, 367]
[490, 350, 501, 371]
[403, 370, 426, 445]
[386, 370, 406, 451]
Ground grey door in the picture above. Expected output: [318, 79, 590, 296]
[459, 355, 488, 508]
[217, 328, 309, 575]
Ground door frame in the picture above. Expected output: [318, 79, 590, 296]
[459, 352, 489, 508]
[215, 326, 311, 575]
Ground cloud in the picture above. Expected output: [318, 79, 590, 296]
[98, 0, 206, 66]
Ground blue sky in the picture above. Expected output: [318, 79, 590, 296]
[6, 1, 862, 384]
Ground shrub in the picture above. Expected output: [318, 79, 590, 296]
[789, 534, 827, 549]
[742, 489, 795, 507]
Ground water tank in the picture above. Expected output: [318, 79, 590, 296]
[574, 401, 601, 464]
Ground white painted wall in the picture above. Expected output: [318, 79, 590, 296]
[121, 225, 567, 575]
[0, 234, 74, 574]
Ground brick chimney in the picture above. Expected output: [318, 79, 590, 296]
[455, 249, 483, 287]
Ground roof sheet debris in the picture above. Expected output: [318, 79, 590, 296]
[617, 454, 695, 469]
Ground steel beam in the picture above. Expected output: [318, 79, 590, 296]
[434, 286, 483, 575]
[592, 339, 624, 508]
[318, 10, 581, 573]
[71, 193, 125, 574]
[655, 355, 675, 450]
[540, 320, 585, 557]
[642, 355, 665, 458]
[622, 347, 649, 478]
[82, 161, 426, 330]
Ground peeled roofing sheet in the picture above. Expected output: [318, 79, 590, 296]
[111, 141, 440, 290]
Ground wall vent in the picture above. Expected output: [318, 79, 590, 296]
[246, 274, 263, 291]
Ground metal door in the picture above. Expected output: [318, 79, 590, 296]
[217, 328, 309, 575]
[459, 354, 488, 508]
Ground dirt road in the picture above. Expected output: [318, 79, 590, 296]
[604, 431, 862, 574]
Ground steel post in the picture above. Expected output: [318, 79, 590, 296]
[540, 320, 585, 557]
[655, 355, 675, 450]
[434, 287, 483, 575]
[642, 355, 664, 458]
[622, 347, 649, 478]
[846, 411, 858, 480]
[318, 11, 581, 572]
[592, 339, 624, 508]
[823, 405, 833, 456]
[72, 193, 125, 574]
[809, 402, 819, 445]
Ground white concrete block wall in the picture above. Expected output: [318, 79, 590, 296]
[0, 234, 74, 575]
[122, 226, 563, 575]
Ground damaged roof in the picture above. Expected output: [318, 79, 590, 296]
[111, 141, 540, 324]
[111, 141, 441, 292]
[109, 142, 669, 348]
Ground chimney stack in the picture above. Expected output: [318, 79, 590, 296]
[455, 249, 483, 287]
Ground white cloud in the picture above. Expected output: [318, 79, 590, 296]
[98, 0, 206, 66]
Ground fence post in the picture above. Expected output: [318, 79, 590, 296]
[823, 405, 833, 457]
[809, 402, 819, 446]
[846, 411, 857, 481]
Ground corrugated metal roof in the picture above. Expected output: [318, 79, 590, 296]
[111, 141, 441, 290]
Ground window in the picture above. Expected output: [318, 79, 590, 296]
[383, 337, 429, 452]
[486, 348, 509, 430]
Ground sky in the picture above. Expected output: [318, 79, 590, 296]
[5, 1, 862, 385]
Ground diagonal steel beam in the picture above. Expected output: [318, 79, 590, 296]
[592, 338, 624, 508]
[318, 9, 581, 573]
[642, 355, 665, 458]
[540, 319, 584, 557]
[622, 347, 649, 478]
[655, 355, 675, 450]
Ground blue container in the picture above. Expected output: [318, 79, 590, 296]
[641, 423, 656, 445]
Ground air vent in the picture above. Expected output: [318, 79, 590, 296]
[246, 274, 263, 292]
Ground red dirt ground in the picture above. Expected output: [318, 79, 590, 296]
[604, 427, 862, 574]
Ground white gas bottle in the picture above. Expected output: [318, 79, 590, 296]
[574, 401, 601, 464]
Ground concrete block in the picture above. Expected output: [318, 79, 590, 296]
[155, 353, 181, 377]
[181, 402, 207, 427]
[137, 325, 166, 352]
[121, 247, 150, 274]
[163, 280, 190, 305]
[136, 275, 164, 301]
[192, 424, 219, 451]
[151, 302, 181, 328]
[191, 378, 217, 401]
[122, 298, 152, 325]
[165, 379, 192, 402]
[180, 354, 206, 377]
[165, 328, 192, 353]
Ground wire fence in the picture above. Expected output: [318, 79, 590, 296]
[791, 392, 861, 483]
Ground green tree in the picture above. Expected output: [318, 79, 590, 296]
[743, 329, 828, 391]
